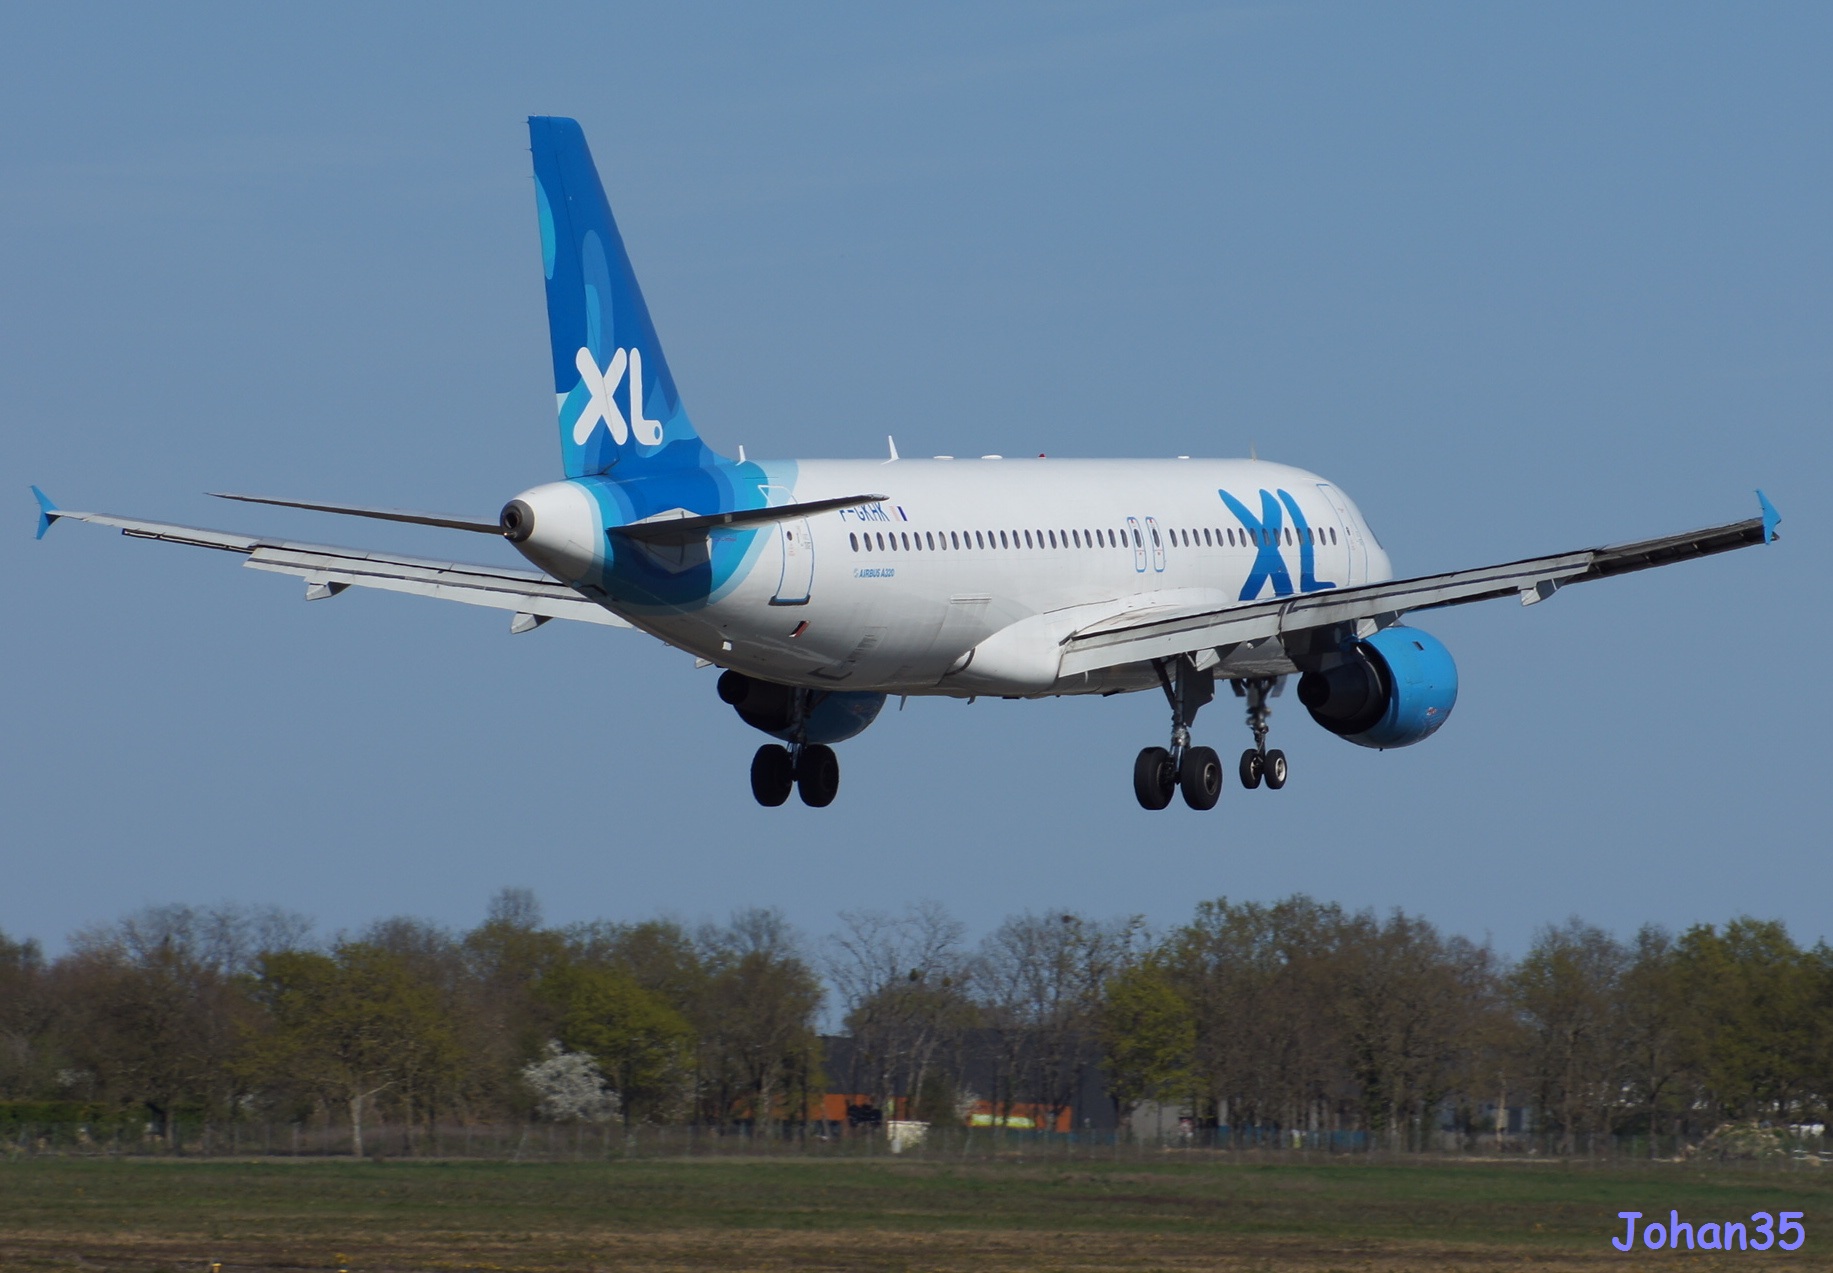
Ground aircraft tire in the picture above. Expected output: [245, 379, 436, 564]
[1133, 747, 1176, 810]
[1263, 749, 1289, 790]
[796, 743, 841, 807]
[1179, 746, 1223, 810]
[751, 744, 795, 806]
[1238, 748, 1263, 790]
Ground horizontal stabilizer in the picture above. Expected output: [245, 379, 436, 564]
[613, 493, 889, 545]
[209, 492, 504, 534]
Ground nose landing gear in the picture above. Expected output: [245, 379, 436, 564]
[1234, 676, 1288, 792]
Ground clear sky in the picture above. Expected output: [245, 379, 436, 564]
[3, 3, 1826, 958]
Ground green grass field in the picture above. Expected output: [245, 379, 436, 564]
[1, 1154, 1824, 1271]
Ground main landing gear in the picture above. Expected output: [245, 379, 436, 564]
[1134, 657, 1222, 811]
[1132, 665, 1289, 810]
[741, 681, 841, 808]
[750, 741, 840, 808]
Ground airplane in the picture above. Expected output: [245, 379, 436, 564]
[32, 116, 1781, 811]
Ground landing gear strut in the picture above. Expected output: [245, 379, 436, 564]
[1235, 676, 1288, 792]
[1133, 657, 1223, 811]
[746, 686, 842, 808]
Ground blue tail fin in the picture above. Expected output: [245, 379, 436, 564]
[529, 116, 717, 478]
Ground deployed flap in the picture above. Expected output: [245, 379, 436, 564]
[1061, 510, 1770, 677]
[37, 506, 630, 629]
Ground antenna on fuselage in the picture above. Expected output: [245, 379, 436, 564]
[885, 435, 900, 463]
[737, 444, 747, 463]
[1249, 440, 1258, 461]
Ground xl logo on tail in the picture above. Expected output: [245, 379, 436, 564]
[573, 346, 663, 447]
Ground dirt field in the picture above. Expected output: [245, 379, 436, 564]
[0, 1154, 1824, 1271]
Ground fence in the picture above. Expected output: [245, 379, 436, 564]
[3, 1119, 1827, 1167]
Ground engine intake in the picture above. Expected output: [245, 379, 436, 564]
[1298, 626, 1457, 750]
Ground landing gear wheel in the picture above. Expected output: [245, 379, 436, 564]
[1179, 746, 1223, 811]
[1262, 749, 1288, 790]
[1133, 746, 1176, 810]
[1239, 748, 1263, 790]
[795, 743, 841, 807]
[750, 744, 794, 807]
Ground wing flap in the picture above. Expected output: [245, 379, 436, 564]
[40, 507, 629, 629]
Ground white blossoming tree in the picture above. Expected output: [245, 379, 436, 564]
[521, 1040, 620, 1123]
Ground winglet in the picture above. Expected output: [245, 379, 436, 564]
[1757, 489, 1781, 543]
[30, 486, 59, 540]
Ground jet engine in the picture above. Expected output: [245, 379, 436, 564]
[1296, 626, 1457, 749]
[716, 671, 885, 745]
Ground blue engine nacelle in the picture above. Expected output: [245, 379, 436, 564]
[1296, 626, 1457, 749]
[716, 671, 885, 745]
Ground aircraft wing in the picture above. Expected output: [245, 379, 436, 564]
[1059, 500, 1776, 677]
[33, 492, 629, 632]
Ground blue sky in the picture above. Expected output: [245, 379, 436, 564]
[3, 3, 1826, 958]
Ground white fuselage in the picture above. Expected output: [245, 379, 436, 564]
[513, 457, 1393, 699]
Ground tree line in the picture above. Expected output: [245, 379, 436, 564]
[0, 890, 1827, 1151]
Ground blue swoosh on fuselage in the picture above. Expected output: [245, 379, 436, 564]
[581, 459, 791, 611]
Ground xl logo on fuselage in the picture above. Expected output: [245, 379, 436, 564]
[1219, 488, 1337, 602]
[572, 345, 663, 447]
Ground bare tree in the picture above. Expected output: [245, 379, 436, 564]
[826, 901, 975, 1119]
[974, 912, 1143, 1130]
